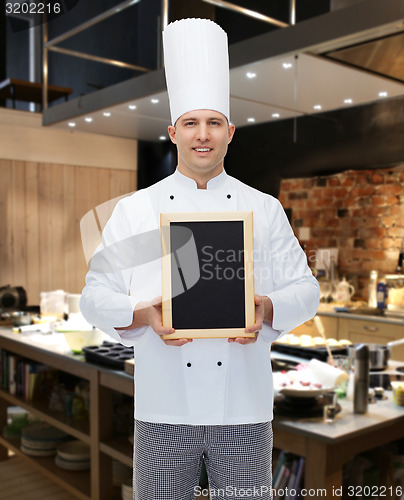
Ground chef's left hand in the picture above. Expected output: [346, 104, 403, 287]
[228, 295, 272, 345]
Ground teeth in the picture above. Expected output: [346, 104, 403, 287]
[194, 148, 211, 152]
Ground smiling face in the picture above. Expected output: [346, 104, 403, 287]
[168, 109, 236, 188]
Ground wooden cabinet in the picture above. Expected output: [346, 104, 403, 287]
[290, 315, 338, 339]
[0, 332, 134, 500]
[338, 317, 404, 361]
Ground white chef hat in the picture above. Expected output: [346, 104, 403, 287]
[163, 18, 230, 125]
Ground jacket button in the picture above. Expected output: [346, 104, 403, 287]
[227, 194, 231, 199]
[187, 362, 192, 367]
[217, 361, 222, 366]
[170, 195, 174, 200]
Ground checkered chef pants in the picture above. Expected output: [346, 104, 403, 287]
[133, 420, 273, 500]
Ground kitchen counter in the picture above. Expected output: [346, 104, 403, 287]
[273, 392, 404, 496]
[317, 306, 404, 325]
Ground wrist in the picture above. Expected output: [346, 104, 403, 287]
[262, 296, 273, 324]
[133, 301, 150, 327]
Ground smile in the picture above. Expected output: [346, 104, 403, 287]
[193, 148, 212, 152]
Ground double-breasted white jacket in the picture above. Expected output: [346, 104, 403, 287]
[80, 169, 320, 425]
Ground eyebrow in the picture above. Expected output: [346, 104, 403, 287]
[181, 116, 224, 123]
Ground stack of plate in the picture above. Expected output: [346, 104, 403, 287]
[121, 483, 133, 500]
[21, 422, 70, 457]
[55, 440, 91, 470]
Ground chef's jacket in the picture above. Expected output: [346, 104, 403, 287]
[80, 169, 320, 425]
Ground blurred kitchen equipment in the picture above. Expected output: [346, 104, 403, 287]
[385, 274, 404, 317]
[396, 239, 403, 274]
[0, 285, 27, 311]
[316, 248, 338, 276]
[314, 315, 334, 364]
[61, 329, 105, 354]
[40, 290, 66, 320]
[336, 277, 355, 304]
[67, 294, 81, 315]
[354, 344, 370, 414]
[10, 311, 34, 327]
[376, 279, 387, 309]
[348, 338, 404, 371]
[368, 270, 378, 308]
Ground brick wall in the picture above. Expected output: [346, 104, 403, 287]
[278, 164, 404, 297]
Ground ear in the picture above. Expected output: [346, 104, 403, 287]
[228, 123, 236, 144]
[168, 125, 176, 144]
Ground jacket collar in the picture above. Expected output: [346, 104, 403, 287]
[173, 168, 228, 190]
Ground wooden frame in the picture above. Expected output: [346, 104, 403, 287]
[160, 211, 255, 339]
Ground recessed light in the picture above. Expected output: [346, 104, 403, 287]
[272, 113, 280, 118]
[159, 136, 167, 141]
[151, 99, 159, 104]
[282, 63, 292, 69]
[68, 122, 76, 127]
[129, 105, 137, 110]
[314, 105, 322, 110]
[247, 117, 255, 123]
[103, 112, 111, 117]
[378, 91, 388, 98]
[246, 72, 256, 79]
[344, 99, 353, 104]
[85, 117, 93, 122]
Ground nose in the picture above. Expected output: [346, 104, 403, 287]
[196, 123, 210, 142]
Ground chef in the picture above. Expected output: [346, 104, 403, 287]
[80, 18, 320, 500]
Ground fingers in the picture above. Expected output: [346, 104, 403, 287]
[254, 294, 262, 305]
[228, 332, 258, 345]
[164, 338, 193, 347]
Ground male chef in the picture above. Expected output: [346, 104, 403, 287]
[80, 18, 320, 500]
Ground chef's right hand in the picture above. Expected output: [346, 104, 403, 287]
[134, 296, 192, 347]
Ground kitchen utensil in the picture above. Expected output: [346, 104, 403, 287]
[314, 315, 334, 364]
[10, 311, 34, 327]
[60, 328, 105, 354]
[336, 277, 355, 303]
[348, 338, 404, 371]
[353, 344, 370, 414]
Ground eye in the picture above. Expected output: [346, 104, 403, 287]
[185, 121, 196, 126]
[209, 121, 221, 126]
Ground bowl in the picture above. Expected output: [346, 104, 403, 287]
[11, 311, 35, 327]
[62, 329, 105, 353]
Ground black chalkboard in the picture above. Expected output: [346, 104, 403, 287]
[161, 212, 255, 339]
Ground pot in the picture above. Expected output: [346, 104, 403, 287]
[348, 338, 404, 371]
[10, 311, 34, 327]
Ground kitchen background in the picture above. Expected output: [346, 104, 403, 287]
[1, 0, 404, 307]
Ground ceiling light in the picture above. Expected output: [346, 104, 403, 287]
[344, 99, 353, 104]
[313, 105, 322, 110]
[247, 117, 255, 123]
[68, 122, 76, 127]
[272, 113, 280, 118]
[378, 91, 388, 98]
[159, 136, 167, 141]
[129, 105, 137, 110]
[246, 72, 256, 79]
[85, 117, 93, 122]
[103, 112, 111, 117]
[151, 99, 159, 104]
[282, 63, 292, 69]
